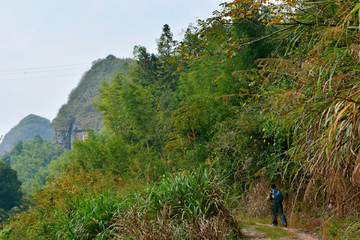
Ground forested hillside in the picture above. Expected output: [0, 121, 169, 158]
[1, 135, 64, 194]
[0, 114, 53, 155]
[51, 55, 133, 149]
[2, 1, 360, 239]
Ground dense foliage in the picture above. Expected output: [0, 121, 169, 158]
[0, 161, 22, 211]
[1, 168, 241, 239]
[0, 114, 53, 155]
[1, 135, 64, 194]
[3, 0, 360, 238]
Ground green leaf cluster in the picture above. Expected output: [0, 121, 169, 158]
[0, 162, 22, 211]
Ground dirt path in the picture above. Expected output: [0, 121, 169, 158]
[242, 222, 319, 240]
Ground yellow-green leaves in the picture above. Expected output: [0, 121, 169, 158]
[168, 57, 176, 63]
[351, 3, 360, 14]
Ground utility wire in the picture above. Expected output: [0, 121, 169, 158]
[0, 62, 91, 73]
[1, 43, 121, 54]
[0, 67, 89, 76]
[0, 73, 84, 82]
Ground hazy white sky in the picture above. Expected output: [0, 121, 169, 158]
[0, 0, 223, 137]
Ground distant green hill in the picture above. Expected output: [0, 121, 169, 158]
[51, 55, 133, 149]
[0, 114, 54, 154]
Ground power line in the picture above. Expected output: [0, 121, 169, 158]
[0, 67, 89, 76]
[0, 73, 84, 82]
[0, 62, 91, 73]
[1, 43, 120, 54]
[4, 48, 115, 59]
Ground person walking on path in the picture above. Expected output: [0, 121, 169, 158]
[267, 183, 287, 227]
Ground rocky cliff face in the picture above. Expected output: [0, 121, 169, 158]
[52, 118, 92, 149]
[51, 55, 133, 150]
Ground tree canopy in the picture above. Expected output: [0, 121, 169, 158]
[2, 135, 64, 193]
[0, 161, 22, 211]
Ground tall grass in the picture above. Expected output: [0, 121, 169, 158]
[111, 167, 243, 239]
[1, 168, 242, 239]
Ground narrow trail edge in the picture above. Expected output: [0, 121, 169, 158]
[242, 222, 319, 240]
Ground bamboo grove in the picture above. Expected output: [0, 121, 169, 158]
[1, 0, 360, 239]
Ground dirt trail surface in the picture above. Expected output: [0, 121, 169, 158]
[242, 222, 319, 240]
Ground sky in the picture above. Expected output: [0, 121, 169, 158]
[0, 0, 223, 138]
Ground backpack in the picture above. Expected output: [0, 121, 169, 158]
[272, 189, 283, 203]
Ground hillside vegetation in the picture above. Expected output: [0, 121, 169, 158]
[0, 114, 53, 155]
[1, 135, 64, 194]
[52, 55, 133, 132]
[2, 1, 360, 239]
